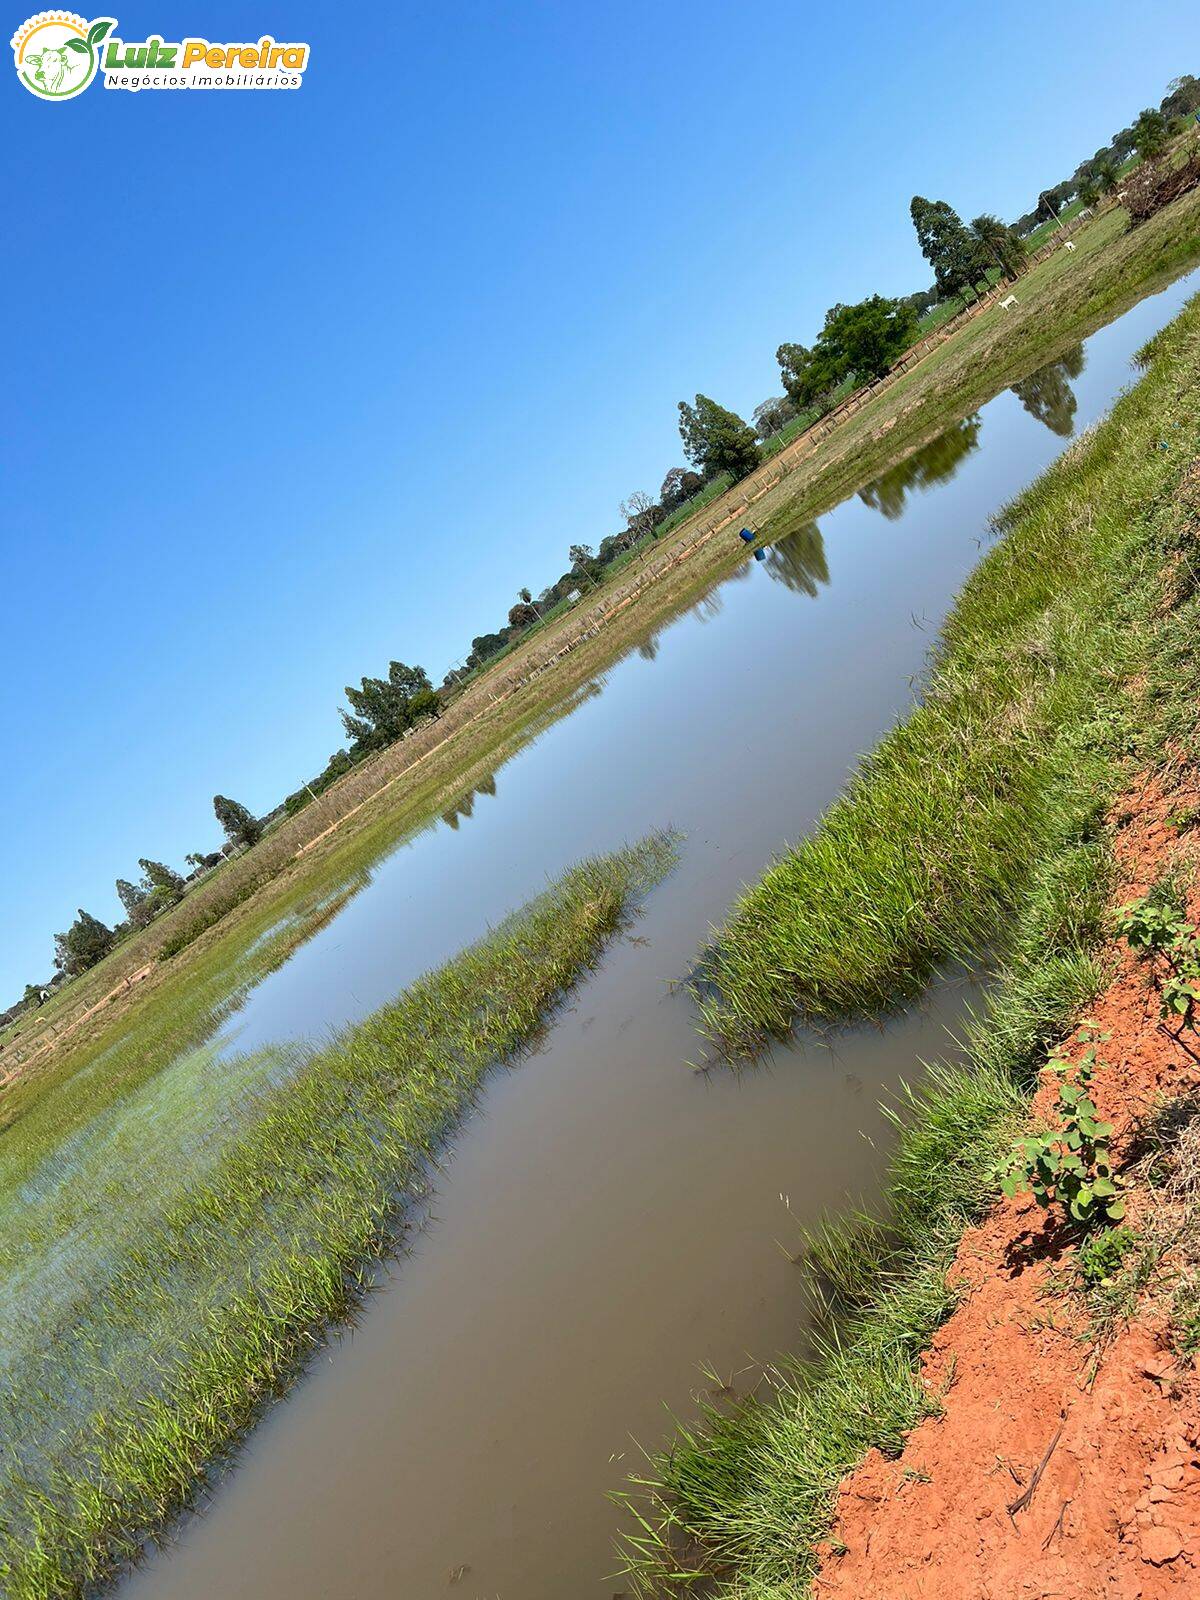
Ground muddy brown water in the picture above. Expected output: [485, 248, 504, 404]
[121, 275, 1197, 1600]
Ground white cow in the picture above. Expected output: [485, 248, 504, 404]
[999, 294, 1019, 310]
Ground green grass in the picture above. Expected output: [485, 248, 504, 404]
[621, 833, 1111, 1597]
[617, 296, 1200, 1600]
[0, 832, 677, 1600]
[695, 290, 1200, 1058]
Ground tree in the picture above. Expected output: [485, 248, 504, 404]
[1110, 123, 1138, 162]
[518, 587, 533, 604]
[340, 660, 432, 747]
[407, 687, 442, 723]
[116, 877, 147, 919]
[677, 394, 760, 481]
[466, 630, 508, 669]
[1163, 75, 1200, 119]
[910, 196, 985, 304]
[902, 284, 941, 319]
[659, 466, 703, 510]
[1076, 174, 1101, 207]
[752, 395, 798, 439]
[569, 543, 595, 572]
[779, 297, 916, 410]
[777, 341, 836, 411]
[1132, 106, 1171, 161]
[54, 910, 116, 976]
[507, 600, 539, 629]
[119, 868, 173, 931]
[184, 852, 208, 871]
[213, 794, 261, 849]
[1036, 187, 1068, 222]
[619, 490, 660, 544]
[969, 214, 1025, 280]
[825, 297, 917, 381]
[138, 858, 184, 898]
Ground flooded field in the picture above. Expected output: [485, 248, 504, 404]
[26, 274, 1198, 1600]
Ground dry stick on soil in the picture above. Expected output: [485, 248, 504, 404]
[1159, 1018, 1200, 1067]
[1041, 1498, 1071, 1551]
[1007, 1421, 1065, 1519]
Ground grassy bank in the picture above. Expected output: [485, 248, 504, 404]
[619, 302, 1200, 1595]
[695, 290, 1200, 1057]
[9, 189, 1200, 1093]
[0, 833, 676, 1600]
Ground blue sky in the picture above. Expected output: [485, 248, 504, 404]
[0, 0, 1194, 995]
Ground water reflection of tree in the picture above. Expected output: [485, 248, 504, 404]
[441, 771, 497, 829]
[857, 413, 983, 520]
[761, 519, 830, 597]
[697, 551, 760, 622]
[1009, 343, 1085, 437]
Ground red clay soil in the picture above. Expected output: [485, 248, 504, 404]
[813, 771, 1200, 1600]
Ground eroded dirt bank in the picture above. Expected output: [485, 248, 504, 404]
[814, 774, 1200, 1599]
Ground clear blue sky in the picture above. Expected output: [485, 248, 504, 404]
[0, 0, 1194, 995]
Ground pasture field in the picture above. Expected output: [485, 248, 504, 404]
[618, 269, 1200, 1599]
[0, 833, 677, 1600]
[5, 184, 1200, 1112]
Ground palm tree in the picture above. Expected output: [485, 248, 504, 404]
[1132, 107, 1170, 162]
[1077, 175, 1101, 208]
[969, 214, 1024, 281]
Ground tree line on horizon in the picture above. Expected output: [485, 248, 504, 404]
[430, 76, 1200, 688]
[8, 77, 1197, 1014]
[13, 796, 267, 1004]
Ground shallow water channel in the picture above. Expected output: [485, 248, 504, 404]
[123, 273, 1197, 1600]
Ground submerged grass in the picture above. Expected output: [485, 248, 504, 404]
[619, 301, 1200, 1596]
[696, 291, 1200, 1058]
[0, 832, 677, 1600]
